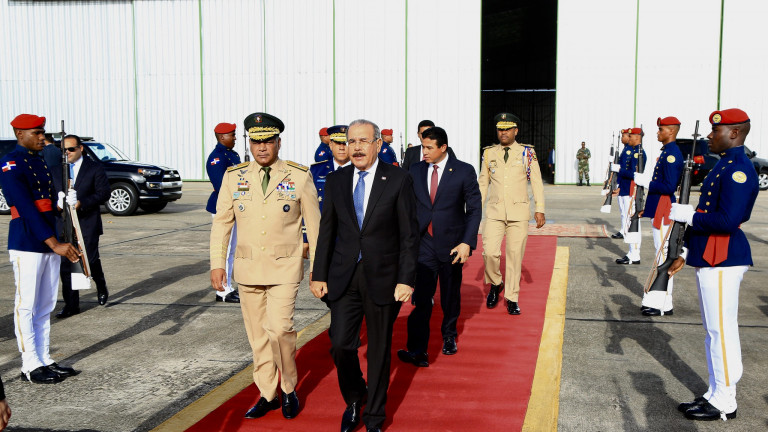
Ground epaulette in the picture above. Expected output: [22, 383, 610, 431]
[311, 159, 330, 166]
[286, 160, 309, 172]
[520, 143, 534, 148]
[227, 161, 249, 172]
[481, 144, 496, 151]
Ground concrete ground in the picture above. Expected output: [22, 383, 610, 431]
[0, 181, 766, 431]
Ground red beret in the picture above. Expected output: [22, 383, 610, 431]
[319, 127, 329, 136]
[214, 122, 236, 134]
[381, 129, 393, 136]
[709, 108, 749, 125]
[657, 116, 681, 126]
[620, 128, 630, 134]
[10, 114, 46, 130]
[628, 127, 643, 135]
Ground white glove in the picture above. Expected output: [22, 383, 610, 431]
[57, 191, 65, 209]
[66, 189, 78, 206]
[610, 163, 620, 173]
[600, 188, 610, 196]
[680, 246, 689, 261]
[608, 154, 616, 163]
[670, 203, 695, 226]
[634, 172, 650, 188]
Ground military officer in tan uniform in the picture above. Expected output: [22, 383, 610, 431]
[478, 112, 545, 315]
[210, 112, 320, 421]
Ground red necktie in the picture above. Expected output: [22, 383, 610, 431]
[428, 164, 438, 236]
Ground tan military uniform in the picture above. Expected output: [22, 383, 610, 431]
[478, 142, 545, 302]
[210, 158, 320, 400]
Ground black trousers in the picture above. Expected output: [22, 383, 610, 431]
[60, 257, 108, 310]
[329, 261, 400, 429]
[407, 234, 463, 354]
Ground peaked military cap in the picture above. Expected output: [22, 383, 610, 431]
[327, 125, 348, 143]
[494, 112, 520, 130]
[244, 112, 284, 141]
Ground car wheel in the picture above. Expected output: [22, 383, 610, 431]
[0, 188, 10, 215]
[107, 183, 139, 216]
[139, 202, 167, 213]
[759, 172, 768, 191]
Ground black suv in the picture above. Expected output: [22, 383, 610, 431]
[0, 139, 182, 216]
[677, 139, 768, 191]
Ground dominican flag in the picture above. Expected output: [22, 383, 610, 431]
[210, 158, 220, 165]
[2, 161, 16, 172]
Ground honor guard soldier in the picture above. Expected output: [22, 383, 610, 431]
[610, 129, 631, 239]
[478, 112, 545, 315]
[210, 112, 321, 421]
[576, 141, 591, 186]
[314, 127, 332, 162]
[0, 114, 81, 384]
[669, 108, 758, 421]
[310, 124, 351, 210]
[206, 122, 241, 303]
[378, 128, 399, 166]
[611, 127, 646, 264]
[635, 116, 684, 316]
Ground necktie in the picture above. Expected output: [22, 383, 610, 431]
[504, 147, 510, 163]
[261, 166, 271, 194]
[69, 164, 75, 185]
[428, 164, 439, 236]
[354, 171, 368, 229]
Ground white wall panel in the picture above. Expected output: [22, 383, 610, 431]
[720, 0, 768, 156]
[407, 0, 480, 165]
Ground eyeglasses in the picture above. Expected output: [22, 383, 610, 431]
[64, 147, 79, 152]
[347, 138, 377, 146]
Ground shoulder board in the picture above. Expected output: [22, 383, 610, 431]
[520, 143, 533, 148]
[311, 159, 330, 166]
[481, 144, 496, 151]
[286, 160, 309, 172]
[227, 161, 249, 172]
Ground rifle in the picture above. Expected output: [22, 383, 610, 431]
[644, 120, 699, 294]
[600, 133, 620, 213]
[399, 132, 404, 162]
[625, 126, 645, 244]
[60, 121, 92, 290]
[243, 130, 250, 162]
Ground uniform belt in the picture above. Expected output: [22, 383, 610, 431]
[10, 199, 53, 219]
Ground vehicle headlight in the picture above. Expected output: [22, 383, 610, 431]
[138, 168, 162, 177]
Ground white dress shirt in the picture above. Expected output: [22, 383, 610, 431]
[353, 158, 379, 216]
[334, 159, 351, 171]
[70, 156, 84, 186]
[427, 154, 449, 197]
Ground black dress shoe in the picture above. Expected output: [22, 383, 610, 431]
[98, 290, 109, 305]
[282, 391, 299, 419]
[678, 396, 707, 413]
[640, 305, 650, 312]
[397, 349, 429, 367]
[615, 256, 640, 265]
[486, 283, 503, 308]
[506, 300, 521, 315]
[367, 428, 382, 432]
[341, 400, 364, 432]
[55, 308, 80, 319]
[442, 337, 457, 355]
[684, 400, 736, 421]
[244, 397, 280, 418]
[47, 362, 80, 377]
[611, 232, 624, 239]
[642, 307, 673, 316]
[21, 366, 65, 384]
[215, 291, 241, 303]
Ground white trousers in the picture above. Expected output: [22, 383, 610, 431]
[212, 215, 237, 297]
[641, 220, 674, 311]
[9, 250, 61, 373]
[696, 265, 747, 413]
[618, 195, 641, 261]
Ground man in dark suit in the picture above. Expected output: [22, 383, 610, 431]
[401, 119, 455, 170]
[397, 127, 481, 367]
[54, 135, 111, 318]
[311, 119, 419, 432]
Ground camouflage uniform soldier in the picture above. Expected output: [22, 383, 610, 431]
[576, 141, 591, 186]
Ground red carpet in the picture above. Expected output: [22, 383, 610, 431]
[187, 235, 557, 432]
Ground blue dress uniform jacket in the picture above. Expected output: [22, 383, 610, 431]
[206, 143, 241, 213]
[617, 145, 646, 196]
[0, 145, 57, 252]
[378, 143, 399, 166]
[643, 141, 684, 218]
[314, 142, 331, 162]
[310, 159, 335, 211]
[684, 146, 758, 267]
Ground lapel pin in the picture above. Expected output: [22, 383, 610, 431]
[449, 168, 453, 172]
[381, 176, 387, 180]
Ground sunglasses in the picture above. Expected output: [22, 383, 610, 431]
[64, 147, 80, 152]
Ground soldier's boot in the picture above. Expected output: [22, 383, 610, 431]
[587, 180, 590, 186]
[578, 179, 583, 186]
